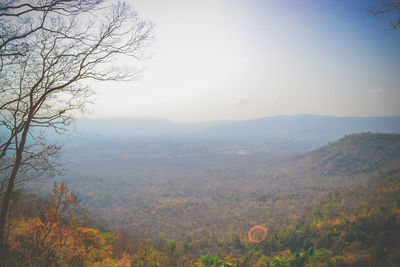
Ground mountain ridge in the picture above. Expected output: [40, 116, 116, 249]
[292, 132, 400, 176]
[59, 115, 400, 148]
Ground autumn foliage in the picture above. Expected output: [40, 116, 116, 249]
[7, 183, 122, 267]
[2, 134, 400, 266]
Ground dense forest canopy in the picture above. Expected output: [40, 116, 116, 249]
[1, 0, 400, 266]
[4, 132, 399, 266]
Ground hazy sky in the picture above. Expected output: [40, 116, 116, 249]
[91, 0, 400, 122]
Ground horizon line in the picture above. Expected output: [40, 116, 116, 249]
[78, 114, 400, 124]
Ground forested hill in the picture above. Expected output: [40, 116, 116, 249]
[8, 132, 400, 266]
[291, 132, 400, 176]
[55, 132, 400, 244]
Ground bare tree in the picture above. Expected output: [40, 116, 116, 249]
[0, 0, 105, 70]
[0, 0, 153, 263]
[369, 0, 400, 30]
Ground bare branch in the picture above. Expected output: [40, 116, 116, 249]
[369, 0, 400, 30]
[0, 1, 153, 263]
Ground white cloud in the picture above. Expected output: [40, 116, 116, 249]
[236, 97, 248, 106]
[368, 88, 383, 97]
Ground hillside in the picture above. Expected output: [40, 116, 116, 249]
[53, 133, 399, 242]
[292, 132, 400, 176]
[7, 132, 400, 266]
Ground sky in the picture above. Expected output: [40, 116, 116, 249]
[90, 0, 400, 123]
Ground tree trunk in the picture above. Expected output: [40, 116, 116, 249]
[0, 124, 29, 267]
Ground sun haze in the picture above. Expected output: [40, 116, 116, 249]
[91, 0, 400, 122]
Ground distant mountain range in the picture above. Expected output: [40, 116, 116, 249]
[63, 115, 400, 146]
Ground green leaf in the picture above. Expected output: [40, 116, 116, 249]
[296, 252, 304, 260]
[307, 247, 315, 256]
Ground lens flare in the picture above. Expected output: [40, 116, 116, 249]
[248, 225, 268, 243]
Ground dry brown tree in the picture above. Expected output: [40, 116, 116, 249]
[0, 0, 153, 264]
